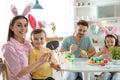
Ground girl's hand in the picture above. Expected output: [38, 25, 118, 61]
[102, 54, 108, 59]
[70, 44, 78, 53]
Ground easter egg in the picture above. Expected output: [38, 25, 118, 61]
[81, 50, 86, 55]
[100, 62, 105, 66]
[88, 59, 92, 64]
[104, 59, 108, 63]
[100, 60, 104, 64]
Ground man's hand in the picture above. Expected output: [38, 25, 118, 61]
[70, 44, 78, 53]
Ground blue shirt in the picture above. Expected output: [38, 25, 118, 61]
[60, 35, 93, 58]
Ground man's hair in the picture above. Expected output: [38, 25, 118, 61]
[77, 20, 89, 28]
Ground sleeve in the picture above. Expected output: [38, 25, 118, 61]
[60, 37, 70, 51]
[3, 46, 22, 77]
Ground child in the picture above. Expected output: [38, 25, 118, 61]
[29, 29, 61, 80]
[95, 34, 119, 80]
[95, 34, 118, 60]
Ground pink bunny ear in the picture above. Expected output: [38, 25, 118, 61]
[28, 14, 36, 29]
[111, 26, 119, 34]
[11, 5, 18, 16]
[38, 21, 44, 28]
[22, 3, 33, 16]
[102, 27, 109, 35]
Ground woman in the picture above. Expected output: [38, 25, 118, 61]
[1, 15, 51, 80]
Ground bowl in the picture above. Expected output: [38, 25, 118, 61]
[112, 59, 120, 65]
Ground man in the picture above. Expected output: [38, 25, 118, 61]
[60, 20, 96, 80]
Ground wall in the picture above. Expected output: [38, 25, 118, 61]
[0, 0, 74, 57]
[74, 0, 120, 48]
[0, 0, 120, 57]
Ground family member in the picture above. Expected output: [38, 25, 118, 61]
[101, 34, 120, 80]
[99, 34, 119, 80]
[94, 34, 118, 61]
[96, 27, 120, 80]
[29, 29, 61, 80]
[60, 20, 96, 80]
[1, 15, 51, 80]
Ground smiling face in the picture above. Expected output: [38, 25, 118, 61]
[10, 18, 28, 42]
[74, 25, 88, 38]
[105, 37, 116, 48]
[31, 29, 46, 49]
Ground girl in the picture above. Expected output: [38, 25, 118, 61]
[1, 15, 51, 80]
[95, 34, 119, 80]
[95, 34, 118, 61]
[29, 29, 61, 80]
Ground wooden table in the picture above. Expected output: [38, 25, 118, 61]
[47, 37, 63, 42]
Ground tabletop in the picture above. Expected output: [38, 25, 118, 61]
[61, 58, 120, 72]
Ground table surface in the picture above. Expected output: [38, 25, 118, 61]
[61, 58, 120, 72]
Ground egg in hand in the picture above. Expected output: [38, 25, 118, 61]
[81, 50, 86, 55]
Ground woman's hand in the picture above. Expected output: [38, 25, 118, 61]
[37, 52, 52, 65]
[70, 44, 78, 53]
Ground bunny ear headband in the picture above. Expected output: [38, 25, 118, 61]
[11, 3, 33, 16]
[28, 14, 46, 29]
[102, 26, 119, 35]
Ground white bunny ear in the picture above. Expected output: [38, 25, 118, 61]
[11, 5, 18, 16]
[41, 21, 47, 27]
[22, 3, 33, 16]
[111, 26, 119, 34]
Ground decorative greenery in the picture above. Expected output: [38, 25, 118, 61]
[110, 47, 120, 60]
[49, 22, 56, 37]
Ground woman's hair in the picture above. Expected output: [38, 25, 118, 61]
[77, 20, 89, 28]
[104, 34, 119, 48]
[30, 29, 46, 37]
[7, 15, 28, 41]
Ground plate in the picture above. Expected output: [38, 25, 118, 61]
[88, 63, 100, 65]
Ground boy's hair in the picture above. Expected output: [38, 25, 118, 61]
[77, 20, 89, 28]
[7, 15, 28, 41]
[30, 29, 46, 37]
[104, 34, 119, 48]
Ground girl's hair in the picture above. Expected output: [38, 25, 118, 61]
[7, 15, 28, 41]
[104, 34, 119, 48]
[30, 29, 46, 37]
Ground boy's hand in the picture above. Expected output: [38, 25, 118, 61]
[51, 64, 61, 71]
